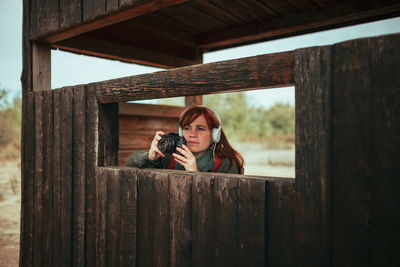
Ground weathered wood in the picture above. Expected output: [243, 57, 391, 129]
[54, 35, 199, 68]
[198, 2, 400, 50]
[265, 181, 296, 266]
[169, 173, 192, 267]
[32, 42, 51, 91]
[83, 0, 106, 22]
[294, 45, 332, 266]
[152, 171, 171, 266]
[331, 38, 370, 267]
[60, 87, 74, 266]
[42, 0, 188, 42]
[213, 176, 238, 266]
[237, 178, 265, 267]
[72, 85, 86, 266]
[95, 168, 108, 267]
[95, 52, 294, 103]
[85, 84, 99, 267]
[106, 0, 119, 13]
[119, 168, 137, 266]
[119, 102, 184, 118]
[185, 96, 202, 106]
[20, 91, 35, 267]
[192, 174, 214, 267]
[21, 0, 32, 94]
[107, 169, 121, 267]
[42, 90, 53, 267]
[59, 0, 82, 33]
[367, 34, 400, 266]
[98, 103, 119, 166]
[332, 34, 400, 266]
[52, 89, 62, 266]
[136, 170, 155, 267]
[33, 92, 43, 267]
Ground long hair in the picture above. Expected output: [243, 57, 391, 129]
[179, 105, 244, 173]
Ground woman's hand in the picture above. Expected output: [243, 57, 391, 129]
[173, 144, 198, 172]
[148, 131, 166, 161]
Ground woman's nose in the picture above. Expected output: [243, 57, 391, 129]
[189, 128, 197, 137]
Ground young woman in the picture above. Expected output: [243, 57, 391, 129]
[125, 105, 244, 174]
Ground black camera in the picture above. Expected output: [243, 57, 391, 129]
[157, 133, 187, 154]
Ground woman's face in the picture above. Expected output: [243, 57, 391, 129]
[182, 114, 212, 158]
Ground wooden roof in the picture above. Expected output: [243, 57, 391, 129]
[33, 0, 400, 68]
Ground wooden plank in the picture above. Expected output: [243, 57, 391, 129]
[119, 0, 133, 9]
[294, 45, 332, 265]
[21, 0, 32, 94]
[60, 87, 74, 266]
[95, 52, 294, 103]
[213, 176, 238, 266]
[107, 0, 119, 12]
[59, 0, 82, 32]
[29, 0, 39, 39]
[83, 0, 106, 22]
[331, 37, 370, 266]
[153, 171, 171, 266]
[265, 181, 296, 266]
[72, 85, 86, 266]
[95, 168, 108, 267]
[237, 178, 265, 267]
[198, 2, 400, 50]
[192, 174, 214, 267]
[45, 0, 59, 33]
[20, 91, 35, 267]
[185, 96, 202, 106]
[119, 131, 156, 150]
[52, 89, 62, 266]
[119, 116, 179, 132]
[42, 0, 189, 43]
[368, 34, 400, 266]
[107, 169, 121, 267]
[136, 169, 155, 267]
[169, 173, 192, 267]
[42, 90, 53, 267]
[85, 84, 99, 267]
[119, 103, 184, 118]
[33, 92, 43, 267]
[119, 168, 137, 266]
[98, 101, 119, 166]
[32, 42, 51, 91]
[54, 35, 200, 69]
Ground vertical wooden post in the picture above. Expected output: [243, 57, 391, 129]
[32, 42, 51, 91]
[185, 95, 203, 106]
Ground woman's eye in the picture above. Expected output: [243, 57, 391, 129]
[183, 126, 190, 130]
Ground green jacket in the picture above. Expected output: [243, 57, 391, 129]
[125, 149, 242, 174]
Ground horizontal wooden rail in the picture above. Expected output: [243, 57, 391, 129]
[95, 51, 294, 104]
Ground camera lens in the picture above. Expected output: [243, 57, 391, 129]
[158, 139, 169, 152]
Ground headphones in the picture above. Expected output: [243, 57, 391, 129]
[179, 106, 222, 143]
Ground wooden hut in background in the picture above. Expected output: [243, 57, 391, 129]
[20, 0, 400, 266]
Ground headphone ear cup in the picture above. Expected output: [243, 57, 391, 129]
[178, 126, 183, 136]
[212, 126, 221, 143]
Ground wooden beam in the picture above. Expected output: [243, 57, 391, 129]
[53, 35, 201, 68]
[185, 96, 202, 106]
[95, 51, 294, 103]
[38, 0, 189, 43]
[119, 103, 184, 118]
[32, 42, 51, 91]
[198, 2, 400, 50]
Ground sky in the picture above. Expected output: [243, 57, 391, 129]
[1, 0, 400, 108]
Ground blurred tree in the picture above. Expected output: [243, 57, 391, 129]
[0, 87, 21, 146]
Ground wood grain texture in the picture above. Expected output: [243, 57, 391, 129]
[119, 168, 137, 266]
[106, 169, 121, 267]
[294, 45, 333, 266]
[98, 103, 119, 166]
[169, 173, 192, 267]
[72, 85, 86, 266]
[95, 168, 108, 267]
[95, 52, 294, 103]
[60, 87, 74, 266]
[85, 84, 99, 267]
[52, 89, 62, 266]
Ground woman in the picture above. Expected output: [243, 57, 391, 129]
[125, 105, 244, 174]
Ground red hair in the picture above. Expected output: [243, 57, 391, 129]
[180, 105, 244, 173]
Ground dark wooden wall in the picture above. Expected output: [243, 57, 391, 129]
[20, 34, 400, 267]
[118, 103, 184, 165]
